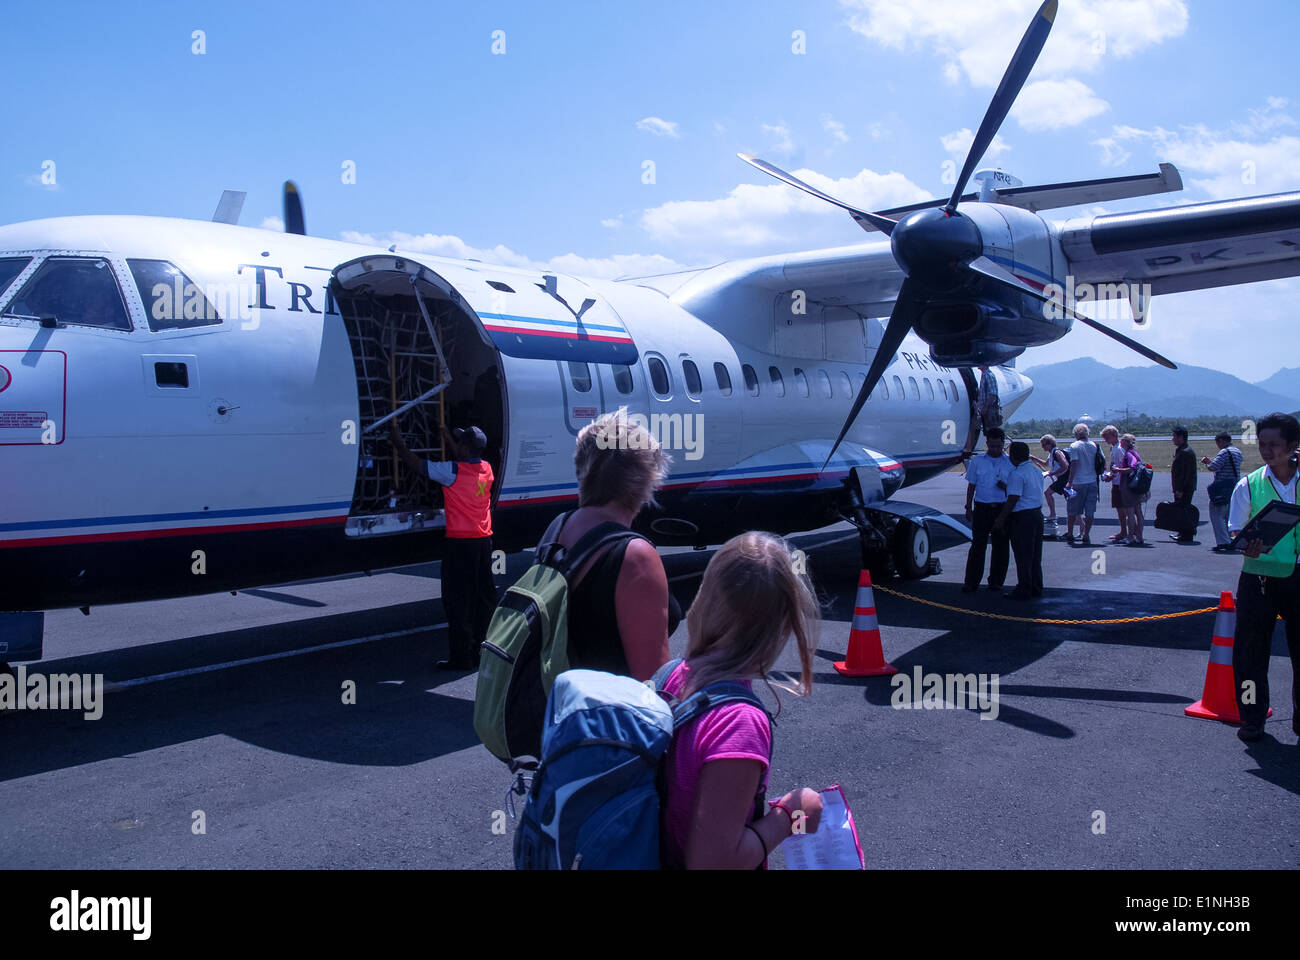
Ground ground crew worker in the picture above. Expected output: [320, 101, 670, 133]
[1228, 412, 1300, 742]
[391, 422, 497, 671]
[963, 427, 1013, 593]
[995, 441, 1044, 600]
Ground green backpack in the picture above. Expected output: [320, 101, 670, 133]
[473, 511, 640, 765]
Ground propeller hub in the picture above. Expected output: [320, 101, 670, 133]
[890, 208, 982, 290]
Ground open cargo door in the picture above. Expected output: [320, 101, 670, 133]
[331, 255, 505, 537]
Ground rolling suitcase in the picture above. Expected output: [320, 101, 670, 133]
[1153, 500, 1199, 533]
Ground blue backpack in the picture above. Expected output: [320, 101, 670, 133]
[512, 659, 768, 870]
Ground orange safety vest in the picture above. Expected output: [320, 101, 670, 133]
[444, 461, 494, 539]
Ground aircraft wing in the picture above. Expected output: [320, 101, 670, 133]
[1059, 191, 1300, 295]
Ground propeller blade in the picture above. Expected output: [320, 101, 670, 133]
[283, 180, 306, 235]
[824, 279, 924, 469]
[946, 0, 1058, 213]
[739, 154, 898, 235]
[965, 256, 1176, 369]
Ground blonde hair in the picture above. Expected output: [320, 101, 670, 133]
[680, 532, 820, 712]
[574, 411, 670, 511]
[1120, 433, 1136, 447]
[1040, 434, 1057, 448]
[1102, 425, 1119, 440]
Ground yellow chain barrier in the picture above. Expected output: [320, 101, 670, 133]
[871, 584, 1217, 626]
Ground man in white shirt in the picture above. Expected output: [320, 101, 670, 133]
[995, 441, 1045, 599]
[1226, 412, 1300, 742]
[1065, 423, 1101, 544]
[963, 427, 1014, 593]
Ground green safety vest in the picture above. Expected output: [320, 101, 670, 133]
[1242, 466, 1300, 577]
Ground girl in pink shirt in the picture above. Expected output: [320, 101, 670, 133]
[660, 532, 824, 869]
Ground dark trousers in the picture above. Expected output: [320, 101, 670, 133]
[1008, 508, 1044, 594]
[965, 501, 1010, 589]
[441, 536, 498, 665]
[1233, 566, 1300, 729]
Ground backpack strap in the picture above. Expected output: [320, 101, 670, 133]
[558, 522, 643, 581]
[650, 658, 684, 692]
[534, 510, 573, 566]
[671, 681, 770, 728]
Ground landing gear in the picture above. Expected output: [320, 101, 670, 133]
[891, 520, 932, 580]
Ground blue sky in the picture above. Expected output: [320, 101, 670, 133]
[4, 0, 1297, 379]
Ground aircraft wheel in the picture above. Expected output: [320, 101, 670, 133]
[892, 521, 931, 580]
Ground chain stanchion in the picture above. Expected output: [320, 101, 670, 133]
[871, 584, 1217, 626]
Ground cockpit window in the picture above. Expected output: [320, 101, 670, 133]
[0, 257, 31, 300]
[127, 259, 221, 331]
[7, 257, 131, 330]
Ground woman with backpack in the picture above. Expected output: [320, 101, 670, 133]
[1031, 434, 1070, 539]
[557, 411, 674, 681]
[657, 531, 824, 869]
[1111, 434, 1146, 545]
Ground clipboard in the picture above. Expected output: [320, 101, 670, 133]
[1228, 499, 1300, 551]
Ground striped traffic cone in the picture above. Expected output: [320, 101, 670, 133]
[1185, 591, 1271, 724]
[834, 570, 897, 677]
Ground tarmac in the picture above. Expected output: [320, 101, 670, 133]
[1, 471, 1296, 869]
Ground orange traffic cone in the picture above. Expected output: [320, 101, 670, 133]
[1185, 591, 1271, 724]
[835, 570, 897, 677]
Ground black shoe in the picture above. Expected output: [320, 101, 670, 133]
[987, 583, 1003, 591]
[1081, 535, 1091, 545]
[961, 584, 978, 593]
[1237, 724, 1265, 743]
[1031, 589, 1043, 597]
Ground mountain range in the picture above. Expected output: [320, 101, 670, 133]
[1010, 359, 1300, 421]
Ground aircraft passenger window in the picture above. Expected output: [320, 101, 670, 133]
[879, 380, 889, 401]
[743, 364, 759, 396]
[768, 366, 786, 398]
[908, 376, 920, 401]
[486, 280, 514, 293]
[949, 379, 959, 401]
[924, 378, 934, 400]
[611, 363, 634, 395]
[648, 356, 670, 395]
[892, 375, 904, 401]
[817, 370, 832, 399]
[567, 361, 593, 392]
[127, 259, 222, 332]
[839, 371, 852, 399]
[8, 257, 130, 331]
[792, 368, 809, 398]
[714, 362, 733, 397]
[0, 257, 32, 301]
[682, 359, 702, 397]
[857, 373, 867, 397]
[937, 379, 947, 401]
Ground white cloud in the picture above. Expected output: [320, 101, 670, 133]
[636, 117, 680, 138]
[1010, 79, 1109, 131]
[761, 123, 796, 157]
[260, 215, 285, 232]
[822, 114, 850, 144]
[336, 229, 684, 281]
[940, 128, 1010, 159]
[640, 166, 930, 257]
[841, 0, 1188, 87]
[601, 217, 623, 229]
[1093, 101, 1300, 199]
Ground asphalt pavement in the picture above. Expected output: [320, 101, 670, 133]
[1, 471, 1296, 869]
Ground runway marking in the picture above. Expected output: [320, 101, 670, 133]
[668, 532, 859, 583]
[112, 623, 448, 689]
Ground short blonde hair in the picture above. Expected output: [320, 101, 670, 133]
[1073, 423, 1090, 439]
[1102, 425, 1119, 440]
[1040, 434, 1057, 447]
[681, 532, 820, 711]
[574, 411, 670, 512]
